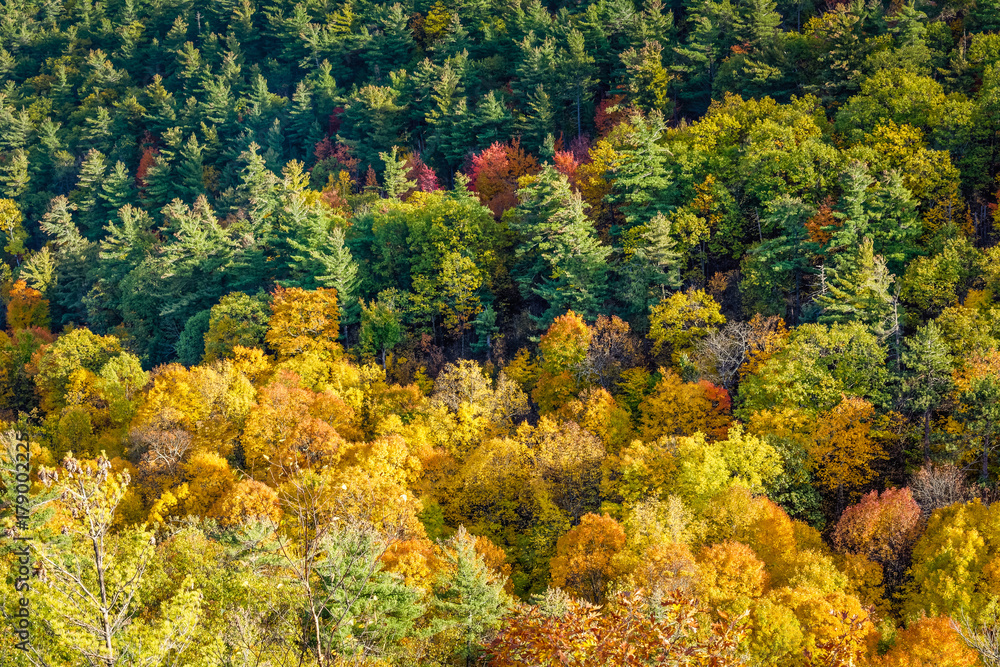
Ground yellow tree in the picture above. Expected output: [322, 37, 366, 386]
[6, 279, 50, 331]
[532, 310, 592, 413]
[31, 454, 203, 666]
[265, 286, 342, 360]
[638, 369, 732, 441]
[647, 288, 725, 362]
[808, 396, 888, 511]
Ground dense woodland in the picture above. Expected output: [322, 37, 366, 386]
[2, 0, 1000, 663]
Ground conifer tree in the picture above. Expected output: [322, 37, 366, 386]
[816, 237, 897, 334]
[380, 146, 417, 199]
[0, 148, 29, 199]
[560, 29, 596, 139]
[431, 526, 509, 666]
[609, 110, 674, 233]
[518, 84, 555, 153]
[176, 133, 206, 202]
[99, 161, 136, 215]
[511, 165, 610, 324]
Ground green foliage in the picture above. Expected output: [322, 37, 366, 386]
[509, 165, 610, 325]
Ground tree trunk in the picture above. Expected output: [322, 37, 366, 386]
[92, 534, 114, 667]
[576, 89, 582, 140]
[982, 432, 990, 482]
[923, 409, 931, 464]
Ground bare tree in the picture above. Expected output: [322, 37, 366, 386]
[952, 612, 1000, 667]
[909, 464, 970, 516]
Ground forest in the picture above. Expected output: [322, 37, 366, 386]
[1, 0, 1000, 662]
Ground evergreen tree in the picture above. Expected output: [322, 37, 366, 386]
[142, 129, 183, 212]
[431, 527, 509, 667]
[99, 161, 136, 215]
[609, 111, 674, 233]
[511, 165, 610, 325]
[559, 29, 596, 139]
[825, 162, 920, 277]
[816, 237, 898, 336]
[0, 148, 29, 199]
[71, 149, 108, 238]
[518, 84, 555, 153]
[176, 133, 206, 201]
[741, 196, 815, 322]
[380, 146, 417, 199]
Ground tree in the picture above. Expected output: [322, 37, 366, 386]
[648, 288, 725, 362]
[808, 396, 887, 512]
[816, 238, 900, 350]
[902, 322, 954, 463]
[620, 41, 673, 115]
[6, 279, 50, 331]
[486, 589, 747, 666]
[560, 29, 596, 139]
[952, 613, 1000, 667]
[638, 370, 732, 441]
[467, 140, 541, 219]
[549, 513, 628, 604]
[738, 322, 889, 416]
[380, 146, 416, 199]
[954, 350, 1000, 483]
[882, 616, 982, 667]
[432, 526, 509, 666]
[31, 454, 202, 667]
[833, 488, 921, 586]
[608, 111, 674, 231]
[510, 165, 610, 325]
[204, 292, 271, 362]
[902, 499, 1000, 621]
[359, 290, 404, 369]
[265, 286, 341, 360]
[0, 198, 26, 261]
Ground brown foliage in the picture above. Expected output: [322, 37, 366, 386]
[909, 464, 970, 516]
[833, 488, 921, 583]
[486, 588, 747, 666]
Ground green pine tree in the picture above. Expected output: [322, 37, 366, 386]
[511, 165, 611, 325]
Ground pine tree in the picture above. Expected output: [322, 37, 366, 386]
[560, 29, 596, 139]
[518, 84, 555, 154]
[826, 162, 920, 277]
[741, 196, 815, 323]
[0, 148, 29, 199]
[99, 161, 136, 215]
[816, 237, 899, 340]
[287, 80, 321, 159]
[142, 129, 183, 212]
[469, 91, 512, 150]
[71, 149, 107, 238]
[608, 110, 674, 233]
[39, 196, 95, 327]
[511, 165, 611, 325]
[620, 40, 673, 115]
[746, 0, 781, 48]
[176, 133, 205, 201]
[380, 146, 417, 199]
[431, 526, 509, 667]
[616, 212, 684, 321]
